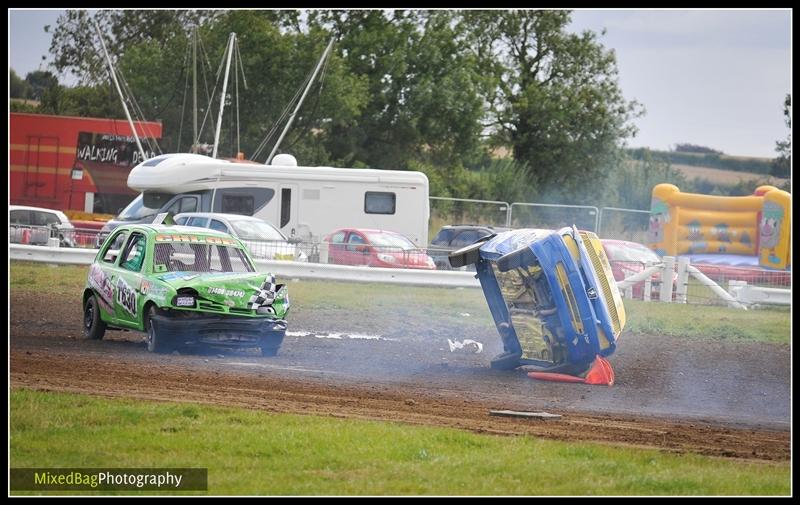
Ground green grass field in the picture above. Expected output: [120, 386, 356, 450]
[10, 261, 790, 343]
[10, 390, 790, 496]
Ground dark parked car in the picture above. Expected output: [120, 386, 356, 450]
[429, 225, 509, 270]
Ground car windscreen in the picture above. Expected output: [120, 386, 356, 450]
[364, 232, 416, 250]
[153, 241, 255, 273]
[117, 194, 161, 221]
[229, 219, 287, 241]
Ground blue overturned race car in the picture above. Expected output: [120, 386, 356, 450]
[449, 226, 627, 376]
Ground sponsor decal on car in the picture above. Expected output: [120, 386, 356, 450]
[139, 279, 168, 302]
[207, 287, 245, 298]
[116, 277, 138, 316]
[88, 263, 114, 308]
[155, 234, 237, 246]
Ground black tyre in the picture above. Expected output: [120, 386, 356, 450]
[145, 306, 173, 353]
[260, 333, 284, 357]
[490, 350, 522, 370]
[83, 294, 107, 340]
[448, 234, 495, 268]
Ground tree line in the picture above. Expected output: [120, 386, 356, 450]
[10, 9, 790, 209]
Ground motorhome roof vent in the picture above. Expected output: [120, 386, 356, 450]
[271, 154, 298, 167]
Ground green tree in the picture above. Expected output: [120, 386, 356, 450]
[771, 94, 791, 179]
[10, 69, 31, 99]
[24, 70, 59, 101]
[457, 10, 643, 201]
[308, 10, 485, 169]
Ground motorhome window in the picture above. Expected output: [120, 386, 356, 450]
[214, 188, 274, 215]
[280, 188, 292, 228]
[221, 195, 255, 215]
[163, 196, 198, 216]
[119, 194, 161, 222]
[365, 192, 396, 215]
[143, 192, 172, 209]
[142, 155, 169, 167]
[209, 219, 229, 234]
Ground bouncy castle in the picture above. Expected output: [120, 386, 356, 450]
[647, 183, 791, 271]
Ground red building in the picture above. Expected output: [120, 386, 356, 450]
[10, 112, 162, 214]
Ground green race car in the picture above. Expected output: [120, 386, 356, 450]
[83, 223, 290, 356]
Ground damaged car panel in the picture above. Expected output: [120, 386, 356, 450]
[449, 226, 626, 373]
[83, 224, 289, 356]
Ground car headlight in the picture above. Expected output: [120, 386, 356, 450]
[377, 253, 396, 263]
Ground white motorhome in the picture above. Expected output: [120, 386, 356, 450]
[108, 153, 429, 247]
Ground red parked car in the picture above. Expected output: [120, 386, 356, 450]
[685, 255, 791, 287]
[601, 239, 676, 300]
[324, 228, 436, 270]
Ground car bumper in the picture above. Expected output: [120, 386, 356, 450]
[151, 313, 287, 347]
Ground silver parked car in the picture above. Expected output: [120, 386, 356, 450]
[174, 212, 307, 262]
[9, 205, 76, 247]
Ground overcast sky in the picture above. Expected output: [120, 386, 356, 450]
[8, 8, 793, 158]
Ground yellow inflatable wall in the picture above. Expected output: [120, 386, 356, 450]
[647, 183, 791, 270]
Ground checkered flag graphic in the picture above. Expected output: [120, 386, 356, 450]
[248, 274, 277, 309]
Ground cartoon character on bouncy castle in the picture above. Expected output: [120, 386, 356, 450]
[711, 223, 733, 253]
[648, 198, 670, 255]
[760, 201, 784, 264]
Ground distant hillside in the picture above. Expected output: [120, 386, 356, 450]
[670, 163, 788, 187]
[627, 148, 775, 176]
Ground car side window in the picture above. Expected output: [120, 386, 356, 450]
[451, 230, 482, 247]
[10, 210, 29, 225]
[329, 231, 346, 244]
[431, 228, 455, 246]
[120, 233, 147, 272]
[102, 231, 128, 263]
[346, 233, 367, 251]
[31, 211, 59, 226]
[186, 216, 208, 228]
[209, 219, 229, 234]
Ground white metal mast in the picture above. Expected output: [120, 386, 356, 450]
[94, 20, 148, 161]
[212, 32, 236, 159]
[266, 37, 334, 165]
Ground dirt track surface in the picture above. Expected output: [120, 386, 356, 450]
[10, 291, 791, 461]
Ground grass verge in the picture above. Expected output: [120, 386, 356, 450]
[10, 389, 790, 496]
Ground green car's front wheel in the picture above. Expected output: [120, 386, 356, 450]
[146, 306, 173, 354]
[83, 294, 107, 340]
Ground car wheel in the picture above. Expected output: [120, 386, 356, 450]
[448, 234, 495, 268]
[145, 306, 173, 353]
[260, 334, 284, 357]
[83, 294, 107, 340]
[490, 350, 522, 370]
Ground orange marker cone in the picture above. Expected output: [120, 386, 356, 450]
[527, 356, 614, 386]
